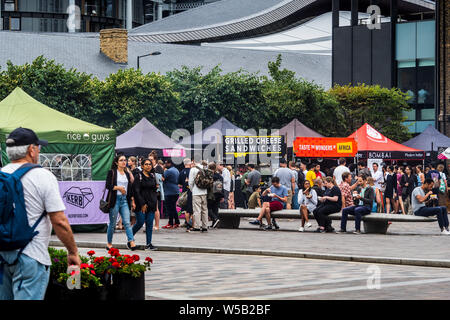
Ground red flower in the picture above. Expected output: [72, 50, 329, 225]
[94, 257, 105, 264]
[108, 248, 121, 257]
[132, 255, 140, 262]
[112, 262, 120, 268]
[87, 250, 95, 256]
[109, 258, 117, 263]
[80, 263, 89, 269]
[90, 270, 96, 275]
[125, 258, 134, 265]
[145, 257, 153, 263]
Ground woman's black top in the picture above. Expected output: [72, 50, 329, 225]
[323, 186, 342, 208]
[401, 174, 416, 196]
[133, 171, 158, 212]
[312, 186, 325, 197]
[385, 173, 397, 197]
[105, 169, 133, 210]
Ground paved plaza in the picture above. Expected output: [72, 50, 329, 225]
[52, 217, 450, 300]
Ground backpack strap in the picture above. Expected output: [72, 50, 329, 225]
[11, 163, 42, 180]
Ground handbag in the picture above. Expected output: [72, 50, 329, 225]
[177, 191, 188, 208]
[99, 170, 114, 214]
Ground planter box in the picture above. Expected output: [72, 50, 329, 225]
[45, 279, 107, 301]
[105, 273, 145, 300]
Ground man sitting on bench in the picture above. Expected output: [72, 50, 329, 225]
[338, 174, 375, 234]
[412, 178, 450, 235]
[249, 177, 288, 230]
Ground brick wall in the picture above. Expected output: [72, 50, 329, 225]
[99, 29, 128, 64]
[438, 0, 450, 134]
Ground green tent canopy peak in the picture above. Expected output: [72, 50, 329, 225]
[0, 87, 115, 144]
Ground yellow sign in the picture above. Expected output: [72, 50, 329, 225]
[336, 142, 353, 153]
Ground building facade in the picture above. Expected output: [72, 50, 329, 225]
[331, 0, 436, 134]
[0, 0, 218, 32]
[437, 0, 450, 136]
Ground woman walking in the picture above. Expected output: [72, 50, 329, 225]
[105, 155, 137, 251]
[416, 165, 424, 187]
[132, 159, 158, 250]
[298, 180, 317, 232]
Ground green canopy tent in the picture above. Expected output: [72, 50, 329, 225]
[0, 87, 116, 232]
[0, 87, 115, 180]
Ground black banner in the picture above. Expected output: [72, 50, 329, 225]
[356, 151, 425, 160]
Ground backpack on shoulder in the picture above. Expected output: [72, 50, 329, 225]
[194, 168, 214, 190]
[0, 164, 47, 277]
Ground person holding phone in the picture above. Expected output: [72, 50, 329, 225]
[249, 177, 288, 230]
[297, 180, 317, 232]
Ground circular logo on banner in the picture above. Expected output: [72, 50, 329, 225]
[83, 133, 90, 141]
[366, 125, 387, 143]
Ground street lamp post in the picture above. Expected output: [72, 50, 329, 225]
[137, 51, 161, 70]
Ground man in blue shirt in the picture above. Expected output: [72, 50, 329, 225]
[249, 177, 288, 230]
[162, 159, 180, 229]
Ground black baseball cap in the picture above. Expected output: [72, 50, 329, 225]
[5, 128, 48, 147]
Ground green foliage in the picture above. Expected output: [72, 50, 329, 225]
[328, 84, 412, 142]
[96, 68, 182, 134]
[262, 54, 347, 136]
[0, 56, 413, 142]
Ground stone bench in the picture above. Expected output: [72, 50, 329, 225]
[217, 209, 438, 234]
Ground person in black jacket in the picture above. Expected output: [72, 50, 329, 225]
[105, 154, 137, 251]
[401, 165, 416, 215]
[338, 175, 375, 234]
[132, 159, 158, 250]
[207, 162, 224, 229]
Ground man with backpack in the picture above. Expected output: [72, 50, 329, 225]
[0, 128, 80, 300]
[188, 160, 213, 232]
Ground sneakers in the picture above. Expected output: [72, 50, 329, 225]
[298, 226, 305, 232]
[336, 229, 346, 234]
[305, 222, 312, 229]
[264, 225, 273, 231]
[272, 219, 280, 230]
[353, 230, 362, 235]
[259, 223, 267, 229]
[145, 244, 156, 251]
[325, 227, 335, 233]
[162, 224, 173, 229]
[212, 219, 220, 228]
[173, 224, 180, 229]
[314, 228, 325, 233]
[249, 219, 261, 225]
[441, 229, 450, 235]
[201, 228, 208, 232]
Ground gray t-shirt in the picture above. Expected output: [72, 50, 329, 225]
[411, 187, 426, 213]
[246, 170, 261, 193]
[274, 167, 294, 190]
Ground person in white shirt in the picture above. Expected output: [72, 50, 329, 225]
[333, 158, 350, 185]
[188, 161, 209, 232]
[0, 128, 80, 300]
[371, 163, 383, 189]
[218, 162, 231, 209]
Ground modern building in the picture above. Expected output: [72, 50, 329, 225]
[437, 0, 450, 136]
[0, 0, 219, 32]
[331, 0, 437, 134]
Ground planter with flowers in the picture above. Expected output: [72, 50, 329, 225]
[45, 247, 107, 300]
[46, 247, 153, 300]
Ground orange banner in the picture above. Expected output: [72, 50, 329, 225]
[293, 137, 358, 158]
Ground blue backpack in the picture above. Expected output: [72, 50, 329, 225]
[0, 163, 47, 285]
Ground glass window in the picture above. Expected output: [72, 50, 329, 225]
[10, 18, 20, 31]
[4, 0, 15, 11]
[417, 65, 434, 107]
[417, 20, 435, 60]
[421, 108, 435, 121]
[396, 23, 416, 61]
[397, 63, 416, 104]
[403, 109, 416, 121]
[39, 154, 92, 181]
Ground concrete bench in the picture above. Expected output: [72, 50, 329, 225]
[217, 209, 438, 234]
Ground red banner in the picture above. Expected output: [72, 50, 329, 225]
[294, 137, 358, 158]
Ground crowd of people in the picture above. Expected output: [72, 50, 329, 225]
[246, 157, 450, 234]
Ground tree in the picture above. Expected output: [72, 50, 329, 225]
[328, 84, 412, 142]
[261, 55, 346, 136]
[166, 66, 267, 134]
[0, 56, 99, 125]
[96, 68, 182, 135]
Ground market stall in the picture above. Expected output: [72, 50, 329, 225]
[403, 125, 450, 164]
[0, 87, 116, 230]
[115, 117, 185, 158]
